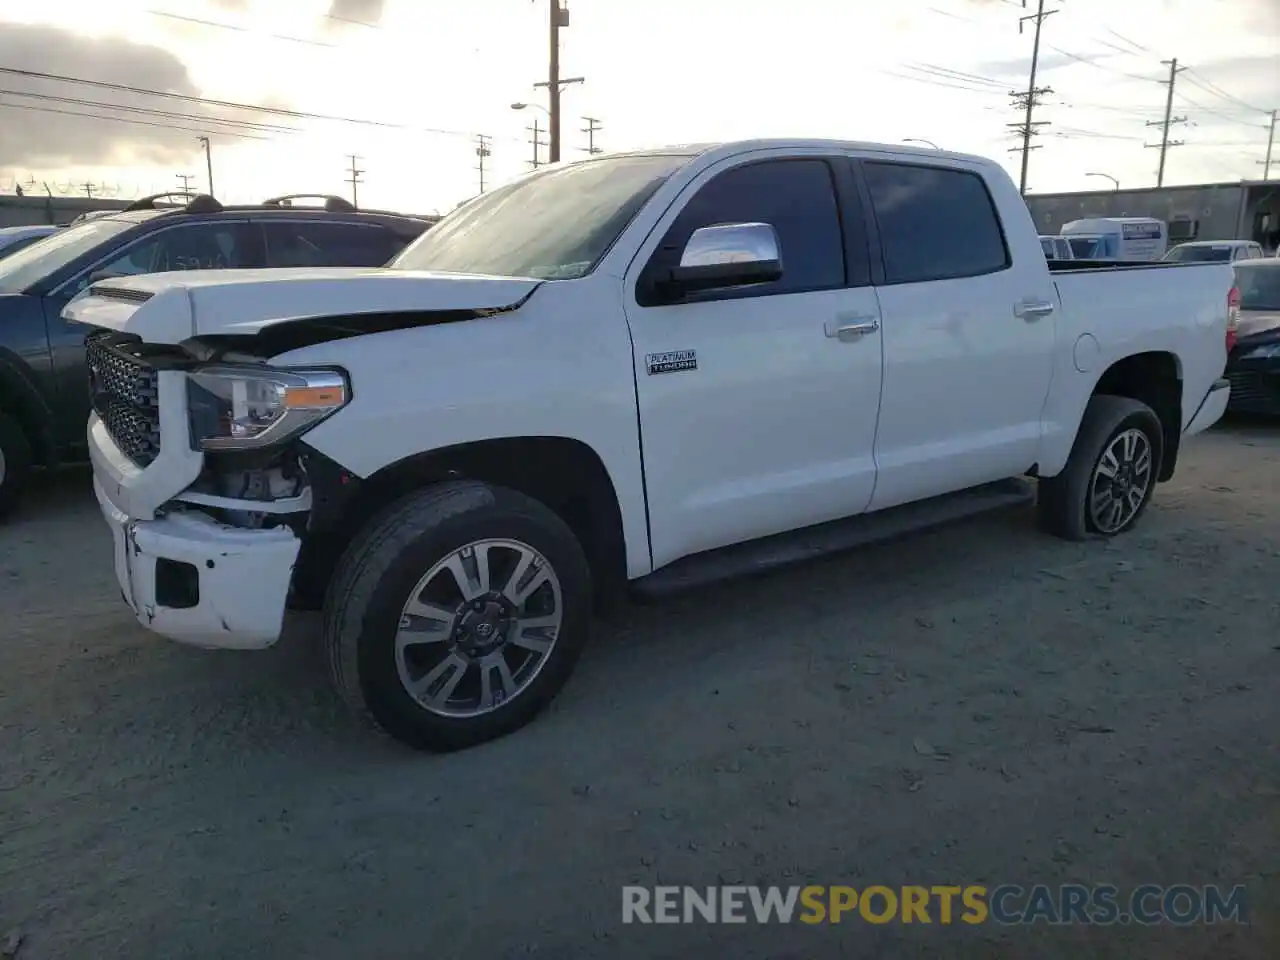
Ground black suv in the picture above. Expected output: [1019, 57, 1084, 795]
[0, 192, 434, 516]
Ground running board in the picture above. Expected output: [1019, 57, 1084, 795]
[631, 478, 1036, 599]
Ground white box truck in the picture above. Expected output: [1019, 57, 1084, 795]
[1061, 217, 1169, 262]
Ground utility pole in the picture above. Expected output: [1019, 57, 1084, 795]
[475, 134, 492, 192]
[1145, 58, 1187, 188]
[527, 119, 547, 169]
[82, 181, 97, 199]
[175, 173, 195, 194]
[197, 136, 214, 195]
[581, 116, 603, 155]
[1009, 0, 1057, 195]
[346, 153, 364, 208]
[532, 1, 582, 163]
[1258, 110, 1277, 180]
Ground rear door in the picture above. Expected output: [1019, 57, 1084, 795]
[261, 219, 406, 268]
[623, 153, 884, 568]
[857, 157, 1055, 511]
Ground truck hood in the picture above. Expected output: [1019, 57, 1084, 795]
[62, 267, 543, 345]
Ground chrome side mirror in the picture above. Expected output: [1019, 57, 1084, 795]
[665, 222, 783, 296]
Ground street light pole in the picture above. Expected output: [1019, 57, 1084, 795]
[197, 136, 214, 195]
[902, 138, 940, 149]
[1085, 171, 1120, 190]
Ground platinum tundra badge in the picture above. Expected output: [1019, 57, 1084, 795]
[646, 350, 697, 375]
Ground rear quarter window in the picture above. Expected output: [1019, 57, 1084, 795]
[863, 161, 1011, 284]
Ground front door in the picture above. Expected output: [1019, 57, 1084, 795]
[624, 155, 884, 569]
[856, 158, 1055, 511]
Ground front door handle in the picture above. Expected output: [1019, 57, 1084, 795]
[824, 316, 881, 341]
[1015, 298, 1056, 320]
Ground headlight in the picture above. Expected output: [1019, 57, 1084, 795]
[187, 365, 349, 451]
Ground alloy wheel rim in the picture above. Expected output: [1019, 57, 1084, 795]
[1089, 427, 1153, 534]
[395, 538, 563, 718]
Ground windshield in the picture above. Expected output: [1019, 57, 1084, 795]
[0, 233, 53, 260]
[1165, 244, 1232, 263]
[1235, 266, 1280, 311]
[0, 217, 142, 293]
[390, 153, 690, 280]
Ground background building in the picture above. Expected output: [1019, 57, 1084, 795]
[1025, 180, 1280, 252]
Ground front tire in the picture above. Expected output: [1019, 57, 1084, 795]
[323, 480, 592, 752]
[1038, 394, 1163, 541]
[0, 412, 32, 522]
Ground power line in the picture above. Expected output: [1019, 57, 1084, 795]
[1103, 27, 1148, 54]
[885, 70, 1009, 96]
[903, 62, 1008, 90]
[1042, 43, 1160, 84]
[0, 87, 298, 135]
[1181, 67, 1270, 115]
[0, 97, 273, 140]
[0, 66, 522, 143]
[1145, 58, 1188, 188]
[146, 10, 338, 48]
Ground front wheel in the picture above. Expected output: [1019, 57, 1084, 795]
[1037, 394, 1164, 541]
[323, 481, 592, 751]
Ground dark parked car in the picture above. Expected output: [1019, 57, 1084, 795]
[0, 192, 434, 515]
[1226, 259, 1280, 416]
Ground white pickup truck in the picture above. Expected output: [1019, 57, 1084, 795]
[68, 139, 1237, 751]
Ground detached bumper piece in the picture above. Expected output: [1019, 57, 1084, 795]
[95, 477, 300, 650]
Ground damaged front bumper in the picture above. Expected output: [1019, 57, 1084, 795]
[90, 410, 302, 650]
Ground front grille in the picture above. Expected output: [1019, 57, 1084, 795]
[87, 332, 161, 466]
[1226, 369, 1280, 414]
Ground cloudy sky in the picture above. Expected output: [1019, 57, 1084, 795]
[0, 0, 1277, 214]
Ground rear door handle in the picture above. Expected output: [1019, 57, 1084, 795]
[1015, 298, 1056, 320]
[824, 316, 881, 341]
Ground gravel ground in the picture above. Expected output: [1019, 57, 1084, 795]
[1, 422, 1277, 959]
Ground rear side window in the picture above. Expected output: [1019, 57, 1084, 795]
[651, 158, 850, 297]
[863, 162, 1010, 284]
[263, 221, 403, 268]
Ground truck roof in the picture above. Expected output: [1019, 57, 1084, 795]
[605, 138, 992, 167]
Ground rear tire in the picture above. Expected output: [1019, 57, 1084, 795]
[0, 413, 32, 521]
[1038, 394, 1163, 541]
[323, 480, 592, 752]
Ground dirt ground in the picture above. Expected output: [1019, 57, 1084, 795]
[1, 421, 1277, 959]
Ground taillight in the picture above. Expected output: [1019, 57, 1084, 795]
[1226, 286, 1240, 353]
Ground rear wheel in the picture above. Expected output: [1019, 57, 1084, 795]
[0, 413, 32, 521]
[1038, 394, 1163, 541]
[323, 480, 592, 751]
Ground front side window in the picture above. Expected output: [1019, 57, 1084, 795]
[390, 153, 690, 281]
[94, 223, 249, 279]
[645, 158, 850, 297]
[264, 221, 403, 268]
[863, 162, 1010, 284]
